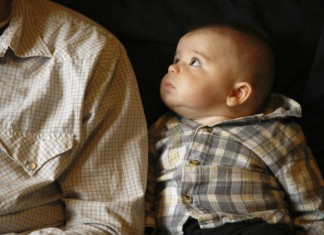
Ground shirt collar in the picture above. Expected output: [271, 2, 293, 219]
[0, 0, 52, 58]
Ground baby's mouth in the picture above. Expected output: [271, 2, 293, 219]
[164, 80, 175, 89]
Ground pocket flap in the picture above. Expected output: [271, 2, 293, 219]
[0, 129, 73, 176]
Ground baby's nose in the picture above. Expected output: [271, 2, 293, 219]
[168, 64, 179, 74]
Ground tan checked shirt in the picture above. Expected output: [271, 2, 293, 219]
[146, 93, 324, 235]
[0, 0, 147, 234]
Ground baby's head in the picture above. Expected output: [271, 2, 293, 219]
[160, 23, 275, 124]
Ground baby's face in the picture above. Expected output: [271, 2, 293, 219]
[160, 29, 240, 120]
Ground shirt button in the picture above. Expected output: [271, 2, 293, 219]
[26, 162, 37, 171]
[203, 126, 212, 132]
[182, 194, 193, 204]
[189, 159, 201, 166]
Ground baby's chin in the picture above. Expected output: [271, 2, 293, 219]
[167, 106, 195, 119]
[160, 97, 198, 118]
[160, 96, 175, 111]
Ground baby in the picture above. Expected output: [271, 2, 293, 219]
[145, 23, 324, 235]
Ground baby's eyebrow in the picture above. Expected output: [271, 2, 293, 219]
[173, 49, 211, 61]
[193, 50, 211, 61]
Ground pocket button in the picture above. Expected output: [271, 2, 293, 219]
[26, 162, 37, 171]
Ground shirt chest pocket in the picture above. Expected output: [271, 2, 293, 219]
[0, 129, 73, 176]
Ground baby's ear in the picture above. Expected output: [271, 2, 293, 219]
[226, 82, 252, 107]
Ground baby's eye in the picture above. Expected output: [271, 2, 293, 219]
[190, 58, 201, 67]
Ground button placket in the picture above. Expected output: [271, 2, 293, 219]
[189, 159, 201, 166]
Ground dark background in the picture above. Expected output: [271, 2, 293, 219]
[52, 0, 324, 172]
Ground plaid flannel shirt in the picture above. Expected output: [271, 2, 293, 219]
[145, 93, 324, 235]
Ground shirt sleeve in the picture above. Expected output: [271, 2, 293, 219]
[145, 125, 159, 233]
[269, 123, 324, 235]
[145, 158, 158, 234]
[52, 42, 148, 234]
[145, 117, 169, 234]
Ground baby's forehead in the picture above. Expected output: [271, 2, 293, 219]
[181, 27, 247, 50]
[180, 28, 232, 44]
[179, 28, 241, 52]
[187, 26, 239, 37]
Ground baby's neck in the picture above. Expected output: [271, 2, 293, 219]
[192, 115, 233, 126]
